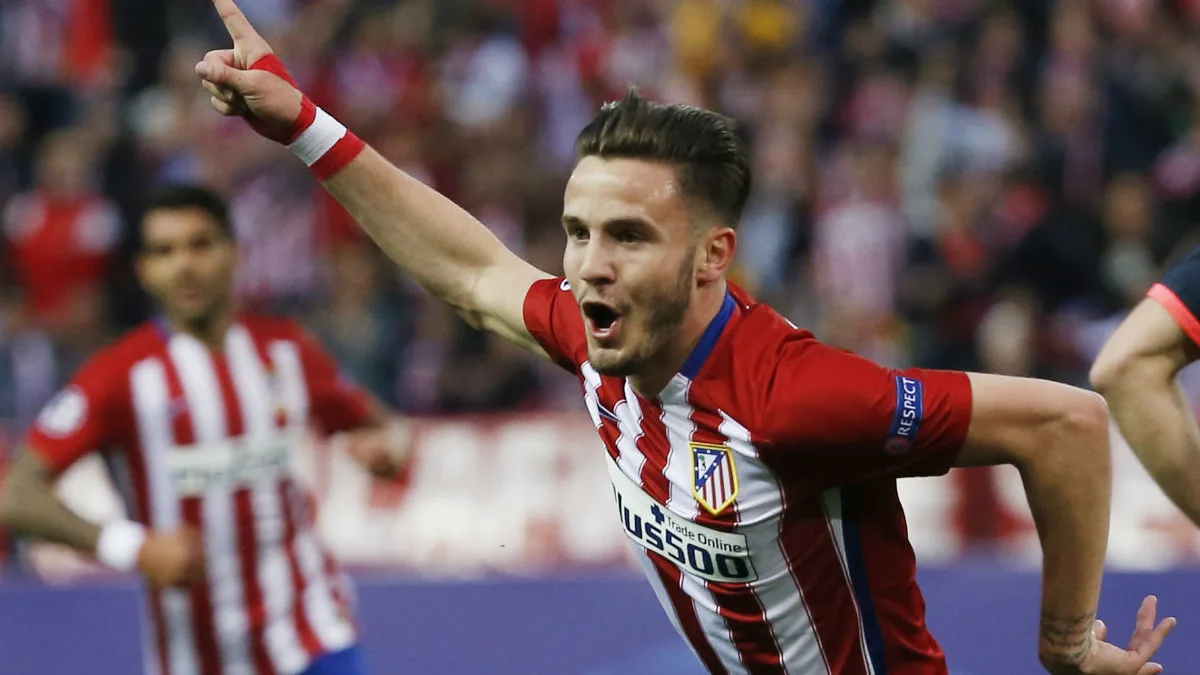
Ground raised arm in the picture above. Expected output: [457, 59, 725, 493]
[195, 0, 551, 352]
[1089, 296, 1200, 526]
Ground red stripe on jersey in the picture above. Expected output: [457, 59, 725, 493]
[691, 408, 786, 673]
[281, 480, 324, 656]
[250, 332, 323, 658]
[649, 551, 730, 675]
[634, 397, 672, 505]
[211, 355, 273, 674]
[234, 488, 273, 675]
[780, 497, 868, 675]
[321, 546, 354, 630]
[595, 376, 626, 462]
[180, 497, 221, 675]
[162, 361, 221, 675]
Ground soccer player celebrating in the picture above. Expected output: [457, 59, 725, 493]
[0, 184, 410, 675]
[193, 2, 1174, 672]
[1091, 245, 1200, 528]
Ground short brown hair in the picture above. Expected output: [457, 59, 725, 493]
[575, 88, 751, 228]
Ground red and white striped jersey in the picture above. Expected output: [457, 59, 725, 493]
[524, 278, 973, 675]
[27, 316, 373, 675]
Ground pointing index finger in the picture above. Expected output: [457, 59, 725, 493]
[212, 0, 260, 43]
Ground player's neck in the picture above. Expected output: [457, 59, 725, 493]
[166, 311, 233, 352]
[628, 281, 728, 399]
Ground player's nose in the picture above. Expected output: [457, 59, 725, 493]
[577, 239, 616, 286]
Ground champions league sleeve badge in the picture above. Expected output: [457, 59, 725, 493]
[692, 442, 739, 515]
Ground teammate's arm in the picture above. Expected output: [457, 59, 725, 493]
[0, 450, 103, 551]
[954, 374, 1172, 675]
[337, 397, 413, 480]
[0, 451, 204, 587]
[1089, 297, 1200, 525]
[194, 0, 552, 354]
[0, 364, 204, 587]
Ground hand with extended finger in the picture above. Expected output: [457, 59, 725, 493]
[195, 0, 364, 179]
[1040, 596, 1176, 675]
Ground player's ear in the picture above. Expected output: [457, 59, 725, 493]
[696, 226, 736, 285]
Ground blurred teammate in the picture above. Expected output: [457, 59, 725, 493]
[193, 2, 1173, 673]
[1091, 245, 1200, 526]
[0, 184, 410, 675]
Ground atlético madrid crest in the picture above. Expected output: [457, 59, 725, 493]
[692, 442, 739, 515]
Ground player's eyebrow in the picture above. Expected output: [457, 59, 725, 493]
[561, 215, 587, 231]
[603, 217, 653, 230]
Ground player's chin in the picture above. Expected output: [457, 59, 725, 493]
[169, 299, 216, 324]
[586, 345, 638, 377]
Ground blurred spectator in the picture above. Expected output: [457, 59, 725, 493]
[2, 129, 122, 333]
[309, 244, 410, 402]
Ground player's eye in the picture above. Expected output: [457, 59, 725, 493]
[568, 227, 589, 241]
[614, 229, 642, 244]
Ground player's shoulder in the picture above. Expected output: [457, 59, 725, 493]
[95, 322, 167, 369]
[723, 289, 822, 374]
[59, 323, 165, 400]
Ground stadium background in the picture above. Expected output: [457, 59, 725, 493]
[2, 0, 1200, 672]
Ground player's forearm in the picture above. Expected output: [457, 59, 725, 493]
[1104, 374, 1200, 525]
[0, 452, 102, 553]
[1018, 412, 1111, 667]
[321, 147, 522, 314]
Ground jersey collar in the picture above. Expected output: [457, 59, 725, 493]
[679, 290, 737, 381]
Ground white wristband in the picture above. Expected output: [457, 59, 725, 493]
[288, 108, 347, 167]
[95, 520, 147, 572]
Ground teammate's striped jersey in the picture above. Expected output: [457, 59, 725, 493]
[27, 317, 373, 675]
[524, 278, 973, 675]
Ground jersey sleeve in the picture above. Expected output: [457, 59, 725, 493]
[26, 354, 126, 474]
[1148, 244, 1200, 346]
[758, 337, 973, 487]
[294, 329, 375, 434]
[522, 277, 587, 374]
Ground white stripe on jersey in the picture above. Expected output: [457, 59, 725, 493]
[821, 489, 876, 675]
[131, 357, 198, 675]
[580, 362, 604, 429]
[659, 377, 698, 515]
[169, 335, 254, 675]
[660, 377, 749, 675]
[721, 412, 832, 675]
[270, 340, 357, 653]
[226, 327, 311, 674]
[610, 374, 647, 482]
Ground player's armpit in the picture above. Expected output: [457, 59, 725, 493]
[0, 450, 103, 553]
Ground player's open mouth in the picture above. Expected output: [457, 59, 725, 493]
[582, 302, 623, 341]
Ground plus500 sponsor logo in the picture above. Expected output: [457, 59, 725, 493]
[616, 493, 757, 583]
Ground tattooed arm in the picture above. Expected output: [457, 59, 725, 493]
[954, 374, 1175, 674]
[1039, 610, 1098, 667]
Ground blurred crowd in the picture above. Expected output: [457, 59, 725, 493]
[2, 0, 1200, 446]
